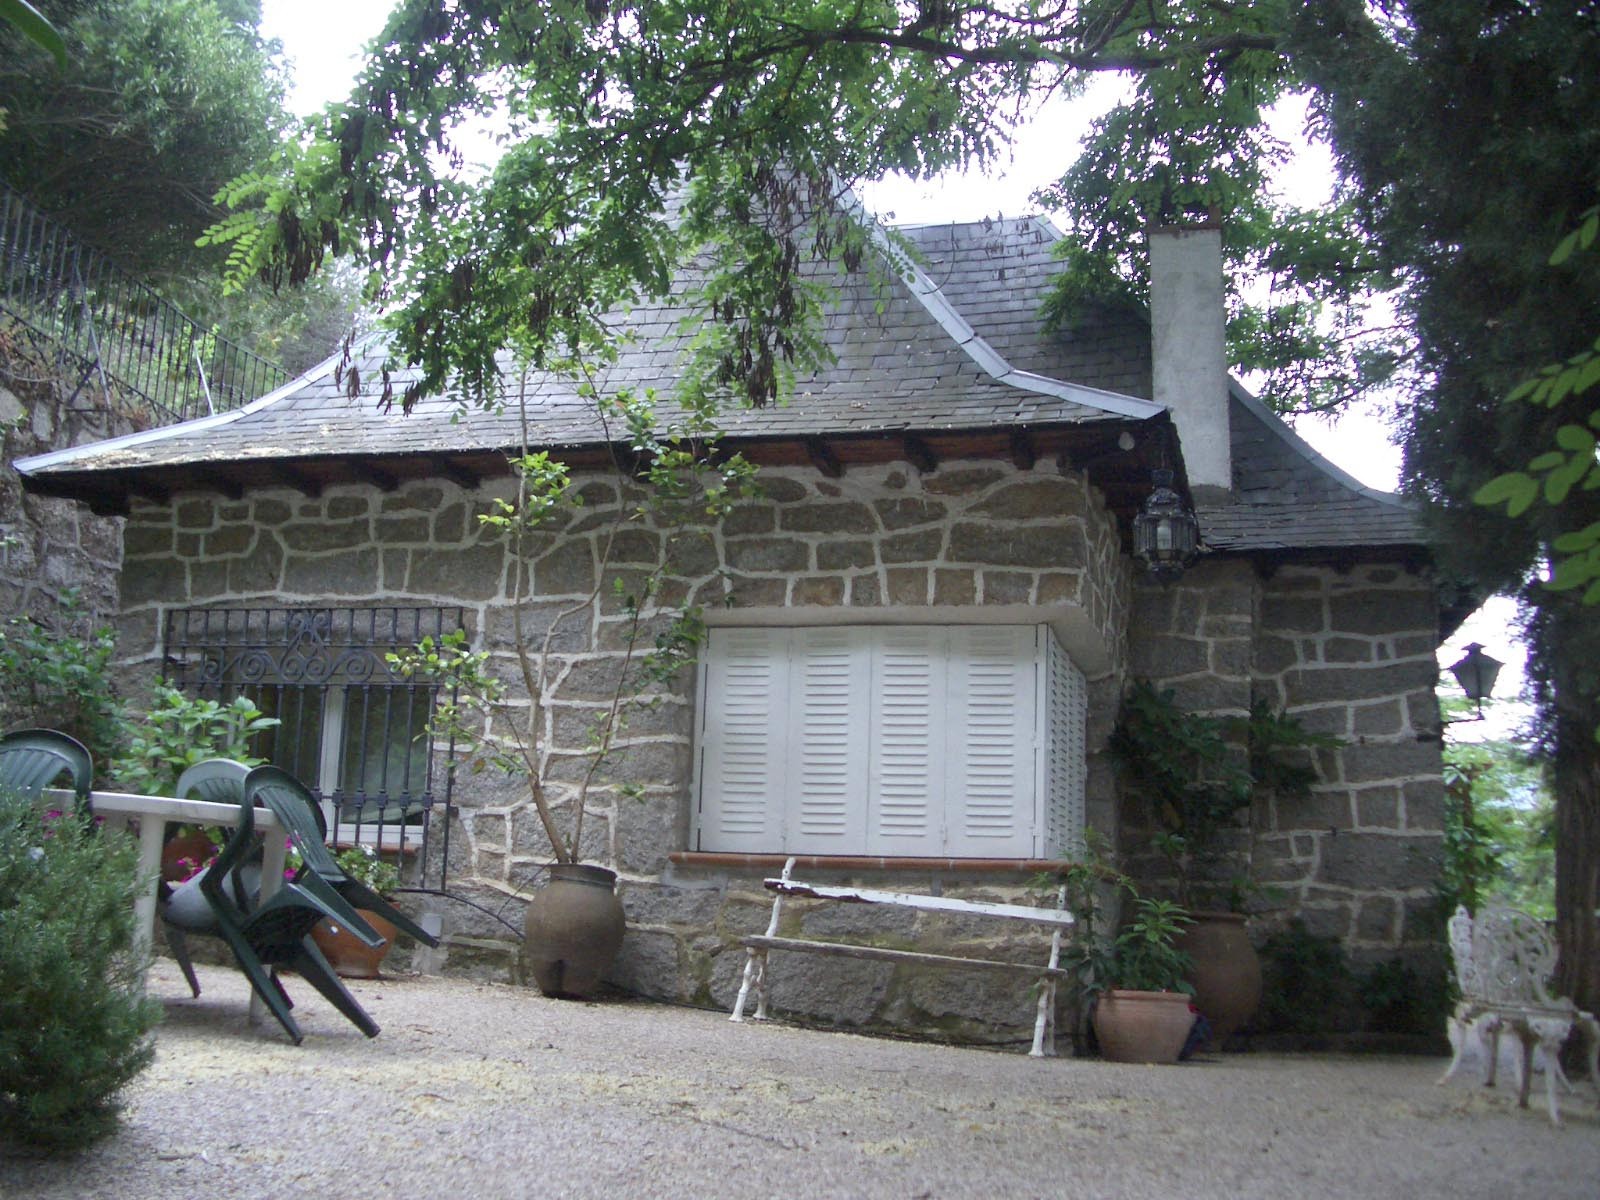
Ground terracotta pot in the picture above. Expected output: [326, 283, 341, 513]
[161, 830, 217, 882]
[1093, 989, 1196, 1064]
[522, 863, 626, 999]
[311, 909, 397, 979]
[1177, 910, 1262, 1041]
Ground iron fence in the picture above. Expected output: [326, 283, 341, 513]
[0, 185, 288, 425]
[162, 605, 464, 890]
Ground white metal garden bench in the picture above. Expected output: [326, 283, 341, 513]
[729, 857, 1076, 1057]
[1440, 904, 1600, 1124]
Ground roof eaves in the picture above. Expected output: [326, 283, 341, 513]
[13, 333, 377, 479]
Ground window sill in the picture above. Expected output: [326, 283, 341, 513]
[668, 852, 1077, 874]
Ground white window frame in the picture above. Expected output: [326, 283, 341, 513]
[691, 624, 1087, 858]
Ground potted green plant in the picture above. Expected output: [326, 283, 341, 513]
[1109, 682, 1334, 1040]
[309, 845, 403, 979]
[1048, 843, 1196, 1064]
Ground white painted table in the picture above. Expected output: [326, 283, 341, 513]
[47, 788, 288, 1020]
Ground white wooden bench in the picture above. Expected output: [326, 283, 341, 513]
[1440, 904, 1600, 1123]
[729, 857, 1076, 1057]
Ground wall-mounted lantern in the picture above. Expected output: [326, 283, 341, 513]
[1446, 642, 1503, 722]
[1132, 469, 1200, 581]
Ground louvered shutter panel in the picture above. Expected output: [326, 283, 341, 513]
[866, 627, 947, 855]
[696, 627, 789, 852]
[786, 626, 871, 852]
[946, 626, 1035, 857]
[1041, 627, 1088, 857]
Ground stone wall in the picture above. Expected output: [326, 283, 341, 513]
[1124, 559, 1445, 970]
[117, 457, 1127, 1041]
[0, 376, 125, 625]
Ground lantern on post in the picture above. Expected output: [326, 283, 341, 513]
[1446, 642, 1503, 721]
[1132, 469, 1200, 581]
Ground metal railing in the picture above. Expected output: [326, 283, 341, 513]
[0, 185, 289, 425]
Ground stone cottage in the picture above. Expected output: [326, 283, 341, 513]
[14, 212, 1450, 1046]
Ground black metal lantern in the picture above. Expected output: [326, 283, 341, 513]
[1447, 642, 1503, 719]
[1133, 469, 1200, 581]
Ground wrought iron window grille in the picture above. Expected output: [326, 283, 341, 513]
[162, 605, 463, 891]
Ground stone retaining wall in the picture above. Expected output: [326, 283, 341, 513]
[0, 380, 124, 625]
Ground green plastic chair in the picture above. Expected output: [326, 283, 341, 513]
[244, 765, 441, 952]
[0, 728, 94, 815]
[198, 777, 387, 1044]
[159, 759, 253, 998]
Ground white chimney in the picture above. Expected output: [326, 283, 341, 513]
[1148, 220, 1232, 495]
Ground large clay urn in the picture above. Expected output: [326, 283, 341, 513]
[1093, 990, 1196, 1064]
[522, 863, 626, 999]
[1177, 910, 1262, 1041]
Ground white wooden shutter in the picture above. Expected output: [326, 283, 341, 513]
[866, 627, 947, 856]
[1041, 627, 1088, 857]
[946, 626, 1036, 857]
[696, 627, 789, 852]
[786, 626, 871, 853]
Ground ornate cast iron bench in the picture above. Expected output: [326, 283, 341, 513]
[1440, 904, 1600, 1123]
[729, 857, 1076, 1057]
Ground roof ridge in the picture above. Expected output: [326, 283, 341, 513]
[843, 190, 1161, 422]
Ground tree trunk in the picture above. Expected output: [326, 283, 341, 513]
[1537, 602, 1600, 1013]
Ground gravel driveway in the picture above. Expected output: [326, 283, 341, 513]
[3, 959, 1596, 1199]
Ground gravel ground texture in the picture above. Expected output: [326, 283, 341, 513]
[3, 959, 1598, 1200]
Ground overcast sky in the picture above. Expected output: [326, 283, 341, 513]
[256, 0, 1527, 725]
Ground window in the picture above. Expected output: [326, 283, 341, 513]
[162, 607, 461, 863]
[692, 624, 1086, 858]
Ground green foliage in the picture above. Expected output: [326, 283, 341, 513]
[0, 0, 289, 279]
[0, 0, 65, 66]
[332, 844, 399, 899]
[1110, 681, 1336, 906]
[1359, 956, 1451, 1039]
[109, 684, 278, 797]
[1473, 208, 1600, 618]
[0, 589, 127, 768]
[1043, 834, 1192, 999]
[0, 792, 161, 1150]
[1442, 738, 1555, 919]
[1256, 918, 1358, 1035]
[1107, 896, 1195, 995]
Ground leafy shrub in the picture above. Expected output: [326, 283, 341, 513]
[1257, 918, 1361, 1034]
[0, 793, 161, 1150]
[1359, 956, 1453, 1037]
[0, 589, 127, 767]
[109, 685, 277, 796]
[333, 844, 400, 898]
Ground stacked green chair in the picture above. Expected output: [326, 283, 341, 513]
[0, 728, 93, 815]
[244, 765, 441, 953]
[159, 759, 255, 998]
[198, 767, 388, 1044]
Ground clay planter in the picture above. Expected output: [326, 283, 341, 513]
[1093, 989, 1196, 1064]
[1177, 911, 1262, 1042]
[522, 863, 626, 999]
[311, 910, 398, 979]
[161, 830, 217, 882]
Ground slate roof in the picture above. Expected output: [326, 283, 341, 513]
[13, 209, 1425, 557]
[1200, 388, 1423, 554]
